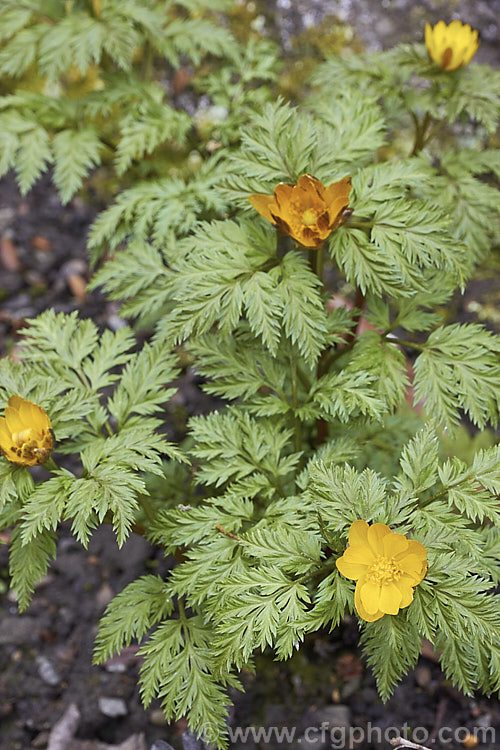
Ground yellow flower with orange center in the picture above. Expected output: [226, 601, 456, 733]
[248, 174, 352, 249]
[425, 20, 480, 72]
[336, 520, 427, 622]
[0, 395, 54, 467]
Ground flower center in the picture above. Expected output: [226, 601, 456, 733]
[441, 47, 453, 68]
[366, 555, 401, 585]
[301, 209, 318, 227]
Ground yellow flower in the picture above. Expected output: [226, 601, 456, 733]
[336, 520, 427, 623]
[0, 395, 54, 467]
[248, 174, 352, 249]
[425, 20, 480, 72]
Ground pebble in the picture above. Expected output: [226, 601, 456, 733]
[36, 655, 61, 686]
[0, 615, 39, 644]
[31, 731, 50, 748]
[149, 709, 169, 727]
[293, 705, 352, 750]
[98, 697, 128, 718]
[415, 665, 432, 688]
[150, 742, 175, 750]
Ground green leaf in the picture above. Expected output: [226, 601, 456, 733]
[93, 575, 173, 664]
[52, 128, 102, 203]
[413, 323, 500, 429]
[361, 614, 422, 701]
[9, 526, 57, 611]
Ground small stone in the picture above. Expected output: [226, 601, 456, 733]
[31, 730, 50, 748]
[150, 742, 175, 750]
[96, 582, 115, 609]
[415, 665, 432, 688]
[149, 709, 168, 727]
[36, 656, 61, 686]
[0, 616, 39, 645]
[98, 697, 128, 718]
[294, 705, 352, 750]
[310, 704, 351, 729]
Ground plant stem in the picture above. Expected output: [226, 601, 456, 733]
[411, 111, 432, 156]
[314, 247, 324, 289]
[141, 40, 154, 82]
[44, 456, 60, 472]
[178, 597, 187, 623]
[344, 286, 366, 346]
[345, 218, 373, 232]
[289, 346, 302, 454]
[384, 336, 425, 352]
[139, 494, 156, 523]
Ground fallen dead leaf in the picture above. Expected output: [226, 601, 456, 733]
[0, 236, 21, 271]
[32, 235, 52, 251]
[68, 273, 87, 302]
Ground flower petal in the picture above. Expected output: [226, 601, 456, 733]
[348, 520, 370, 547]
[0, 418, 12, 447]
[336, 544, 373, 580]
[383, 531, 408, 558]
[425, 23, 436, 59]
[5, 405, 25, 435]
[367, 523, 391, 555]
[8, 395, 26, 410]
[325, 176, 351, 206]
[399, 553, 427, 583]
[379, 582, 402, 615]
[297, 174, 325, 200]
[395, 578, 415, 608]
[354, 579, 384, 622]
[248, 194, 276, 223]
[400, 539, 427, 561]
[336, 557, 368, 581]
[273, 183, 294, 211]
[360, 580, 382, 614]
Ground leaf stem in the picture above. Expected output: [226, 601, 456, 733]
[411, 111, 432, 156]
[44, 456, 60, 472]
[289, 346, 302, 454]
[384, 336, 425, 352]
[314, 247, 324, 290]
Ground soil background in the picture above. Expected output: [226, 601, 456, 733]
[0, 2, 500, 749]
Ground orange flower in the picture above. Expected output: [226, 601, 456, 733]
[425, 20, 480, 72]
[336, 520, 427, 622]
[0, 395, 54, 467]
[248, 174, 352, 249]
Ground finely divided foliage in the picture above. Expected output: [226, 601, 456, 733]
[0, 12, 499, 748]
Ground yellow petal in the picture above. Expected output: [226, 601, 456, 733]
[248, 194, 276, 223]
[397, 539, 427, 562]
[348, 519, 370, 547]
[425, 22, 436, 59]
[434, 20, 447, 49]
[379, 582, 402, 615]
[367, 523, 391, 555]
[395, 578, 415, 608]
[336, 557, 367, 581]
[383, 531, 408, 558]
[354, 579, 384, 622]
[297, 174, 325, 200]
[5, 406, 25, 435]
[336, 545, 373, 580]
[0, 418, 12, 446]
[360, 580, 382, 614]
[398, 553, 426, 583]
[8, 395, 26, 410]
[273, 183, 294, 212]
